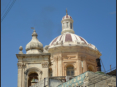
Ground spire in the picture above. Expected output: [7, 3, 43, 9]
[31, 27, 38, 38]
[66, 8, 68, 15]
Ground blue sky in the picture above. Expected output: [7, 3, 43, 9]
[1, 0, 116, 87]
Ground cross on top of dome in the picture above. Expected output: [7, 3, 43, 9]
[66, 8, 68, 15]
[62, 9, 72, 20]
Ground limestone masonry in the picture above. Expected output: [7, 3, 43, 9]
[16, 11, 116, 87]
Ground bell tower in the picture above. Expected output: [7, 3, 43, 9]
[16, 30, 50, 87]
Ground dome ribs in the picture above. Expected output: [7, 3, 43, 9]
[66, 15, 68, 18]
[62, 15, 72, 19]
[79, 36, 87, 44]
[51, 37, 58, 45]
[59, 35, 62, 41]
[75, 35, 78, 40]
[65, 34, 72, 42]
[49, 34, 89, 47]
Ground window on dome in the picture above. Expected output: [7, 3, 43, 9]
[70, 23, 72, 29]
[66, 65, 74, 76]
[66, 22, 68, 28]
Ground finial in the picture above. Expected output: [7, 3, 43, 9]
[32, 29, 38, 37]
[66, 8, 68, 15]
[19, 46, 23, 54]
[31, 27, 37, 34]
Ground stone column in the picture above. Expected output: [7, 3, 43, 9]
[83, 58, 87, 72]
[17, 62, 22, 87]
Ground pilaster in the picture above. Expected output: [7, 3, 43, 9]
[77, 57, 82, 75]
[83, 57, 87, 73]
[58, 56, 63, 76]
[53, 57, 58, 76]
[42, 62, 49, 78]
[22, 63, 26, 87]
[17, 62, 22, 87]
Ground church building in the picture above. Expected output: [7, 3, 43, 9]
[16, 10, 116, 87]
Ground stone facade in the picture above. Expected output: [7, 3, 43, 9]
[48, 45, 100, 77]
[16, 11, 107, 87]
[16, 54, 50, 87]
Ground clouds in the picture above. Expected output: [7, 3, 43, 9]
[110, 11, 116, 14]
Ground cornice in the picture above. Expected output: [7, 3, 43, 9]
[48, 45, 101, 57]
[16, 53, 50, 58]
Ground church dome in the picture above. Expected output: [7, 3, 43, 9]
[49, 10, 98, 51]
[25, 30, 43, 54]
[49, 32, 97, 50]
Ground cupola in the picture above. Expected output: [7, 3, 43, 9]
[25, 30, 43, 54]
[61, 9, 74, 34]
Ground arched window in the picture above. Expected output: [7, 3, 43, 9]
[28, 73, 38, 87]
[88, 66, 93, 71]
[66, 22, 68, 28]
[49, 68, 52, 77]
[70, 23, 72, 29]
[66, 65, 74, 76]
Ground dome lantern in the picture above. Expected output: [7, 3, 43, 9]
[61, 9, 74, 35]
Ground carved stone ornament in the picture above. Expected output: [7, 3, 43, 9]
[17, 62, 22, 69]
[42, 62, 49, 68]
